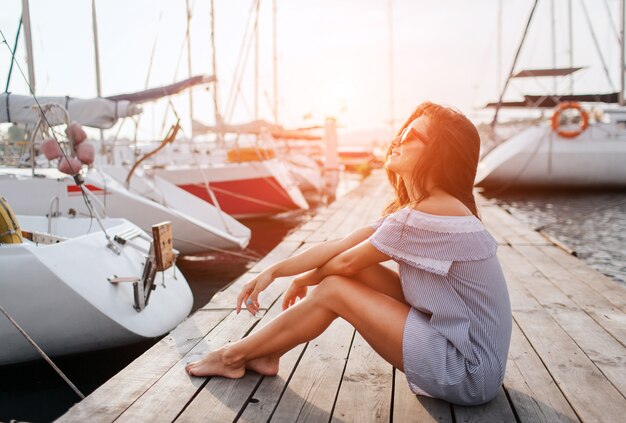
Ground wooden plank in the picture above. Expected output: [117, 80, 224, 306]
[498, 246, 626, 423]
[487, 205, 550, 245]
[504, 245, 626, 396]
[392, 369, 453, 423]
[176, 296, 295, 422]
[452, 388, 517, 422]
[57, 309, 230, 422]
[539, 245, 626, 312]
[515, 244, 626, 345]
[114, 310, 264, 423]
[152, 221, 175, 271]
[247, 241, 303, 274]
[504, 321, 580, 422]
[202, 273, 294, 313]
[236, 345, 306, 423]
[481, 206, 540, 246]
[306, 198, 360, 242]
[282, 228, 315, 243]
[479, 206, 513, 245]
[270, 319, 355, 422]
[201, 273, 257, 310]
[331, 332, 393, 422]
[298, 218, 326, 232]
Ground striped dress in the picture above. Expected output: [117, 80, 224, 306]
[369, 207, 512, 406]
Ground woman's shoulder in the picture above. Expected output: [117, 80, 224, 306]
[380, 198, 484, 234]
[409, 196, 474, 218]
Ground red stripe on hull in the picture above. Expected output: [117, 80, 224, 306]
[67, 184, 105, 196]
[179, 177, 300, 216]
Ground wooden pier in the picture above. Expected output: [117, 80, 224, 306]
[58, 171, 626, 422]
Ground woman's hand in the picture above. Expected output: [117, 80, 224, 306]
[281, 269, 324, 310]
[281, 281, 308, 310]
[236, 270, 275, 315]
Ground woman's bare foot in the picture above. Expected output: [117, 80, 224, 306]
[185, 349, 245, 378]
[245, 354, 280, 376]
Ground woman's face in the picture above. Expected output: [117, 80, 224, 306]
[386, 116, 430, 177]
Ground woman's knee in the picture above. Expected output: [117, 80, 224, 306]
[308, 275, 349, 305]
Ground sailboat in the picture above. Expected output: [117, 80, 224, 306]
[129, 0, 338, 217]
[0, 197, 193, 366]
[475, 1, 626, 189]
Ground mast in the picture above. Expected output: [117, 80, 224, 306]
[491, 0, 540, 128]
[185, 0, 194, 135]
[91, 0, 104, 140]
[388, 0, 395, 134]
[619, 0, 626, 106]
[272, 0, 278, 123]
[210, 0, 222, 142]
[21, 0, 35, 94]
[568, 0, 574, 94]
[497, 0, 502, 94]
[550, 0, 557, 93]
[254, 0, 260, 120]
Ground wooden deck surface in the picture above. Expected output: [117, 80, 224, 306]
[58, 171, 626, 422]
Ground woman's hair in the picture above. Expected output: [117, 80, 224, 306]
[383, 101, 481, 218]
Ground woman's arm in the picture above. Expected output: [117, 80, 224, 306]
[237, 225, 375, 314]
[293, 240, 391, 288]
[265, 226, 375, 278]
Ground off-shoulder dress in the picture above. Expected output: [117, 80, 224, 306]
[369, 207, 512, 406]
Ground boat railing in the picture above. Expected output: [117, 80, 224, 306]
[47, 196, 60, 233]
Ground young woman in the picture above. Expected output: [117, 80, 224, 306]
[186, 102, 512, 406]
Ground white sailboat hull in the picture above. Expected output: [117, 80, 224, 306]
[0, 216, 193, 366]
[0, 168, 250, 254]
[476, 123, 626, 189]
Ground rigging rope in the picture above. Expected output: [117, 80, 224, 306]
[0, 304, 85, 399]
[4, 15, 22, 93]
[579, 0, 616, 92]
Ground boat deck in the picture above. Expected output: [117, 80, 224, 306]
[58, 170, 626, 422]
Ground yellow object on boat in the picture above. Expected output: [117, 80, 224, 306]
[0, 196, 22, 244]
[226, 147, 276, 163]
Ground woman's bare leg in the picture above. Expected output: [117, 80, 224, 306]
[244, 263, 405, 375]
[185, 274, 410, 377]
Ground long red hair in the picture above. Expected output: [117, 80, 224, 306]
[384, 101, 480, 218]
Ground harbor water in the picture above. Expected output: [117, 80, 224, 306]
[488, 190, 626, 285]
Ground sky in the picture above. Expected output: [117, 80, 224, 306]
[0, 0, 623, 144]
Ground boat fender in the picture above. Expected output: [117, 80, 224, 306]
[0, 196, 23, 244]
[551, 102, 589, 139]
[66, 121, 87, 145]
[58, 156, 83, 175]
[75, 142, 95, 165]
[40, 138, 63, 160]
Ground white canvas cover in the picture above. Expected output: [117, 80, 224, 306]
[0, 93, 141, 129]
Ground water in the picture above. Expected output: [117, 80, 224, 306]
[0, 212, 308, 422]
[486, 190, 626, 284]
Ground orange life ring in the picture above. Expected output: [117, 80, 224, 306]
[551, 101, 589, 138]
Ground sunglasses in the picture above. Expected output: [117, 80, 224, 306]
[397, 126, 428, 146]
